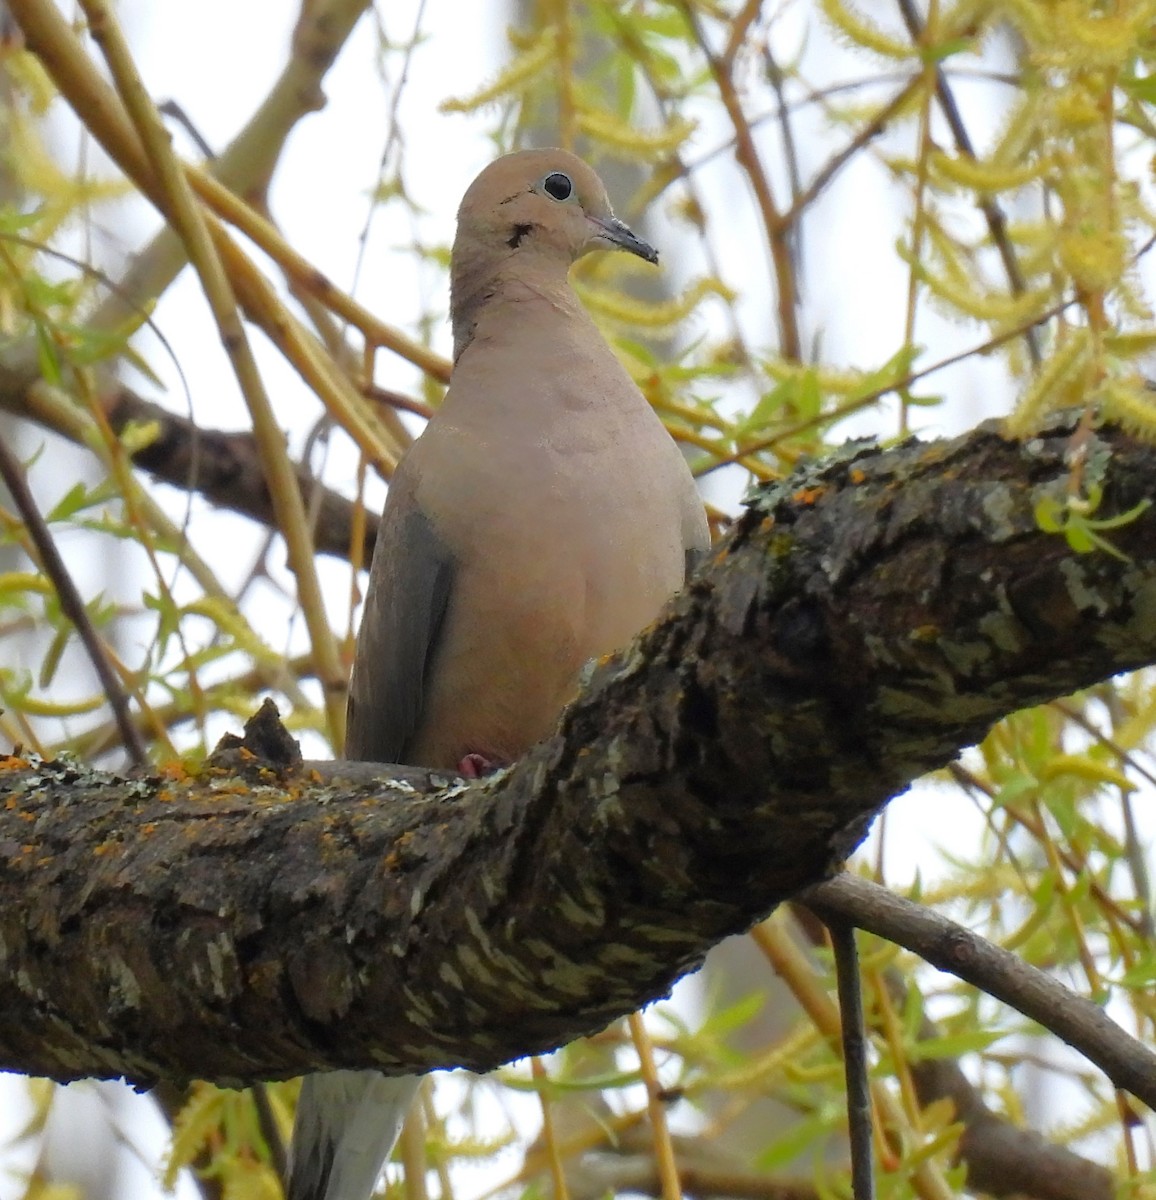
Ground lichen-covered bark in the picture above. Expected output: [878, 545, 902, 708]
[1, 414, 1155, 1089]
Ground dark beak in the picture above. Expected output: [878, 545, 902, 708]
[586, 215, 659, 264]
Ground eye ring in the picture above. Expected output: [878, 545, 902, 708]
[542, 172, 574, 201]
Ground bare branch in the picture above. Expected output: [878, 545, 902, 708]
[803, 874, 1156, 1112]
[788, 905, 1117, 1200]
[676, 1, 800, 360]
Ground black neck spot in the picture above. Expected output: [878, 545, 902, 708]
[507, 223, 534, 249]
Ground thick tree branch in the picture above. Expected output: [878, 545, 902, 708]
[2, 415, 1156, 1092]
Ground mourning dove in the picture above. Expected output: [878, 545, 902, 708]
[286, 148, 709, 1200]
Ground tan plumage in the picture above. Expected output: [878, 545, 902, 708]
[287, 148, 708, 1200]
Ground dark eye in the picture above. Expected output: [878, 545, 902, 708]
[542, 172, 574, 201]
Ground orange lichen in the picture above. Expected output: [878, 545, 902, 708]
[792, 485, 827, 505]
[210, 783, 252, 798]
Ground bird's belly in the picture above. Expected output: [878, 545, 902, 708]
[410, 493, 685, 768]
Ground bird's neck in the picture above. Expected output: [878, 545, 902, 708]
[450, 253, 578, 360]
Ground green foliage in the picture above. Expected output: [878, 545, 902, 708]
[1035, 481, 1152, 560]
[164, 1083, 285, 1199]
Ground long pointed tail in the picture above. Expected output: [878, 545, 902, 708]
[286, 1070, 421, 1200]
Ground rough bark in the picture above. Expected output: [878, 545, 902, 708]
[2, 413, 1155, 1090]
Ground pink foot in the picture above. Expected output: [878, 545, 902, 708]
[457, 752, 506, 778]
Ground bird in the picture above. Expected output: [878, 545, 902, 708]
[285, 148, 710, 1200]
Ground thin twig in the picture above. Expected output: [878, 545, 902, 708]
[825, 920, 875, 1200]
[780, 79, 922, 231]
[604, 7, 760, 390]
[0, 436, 147, 765]
[157, 99, 216, 160]
[763, 39, 804, 287]
[531, 1056, 571, 1200]
[687, 67, 1023, 173]
[628, 1013, 683, 1200]
[250, 1082, 288, 1182]
[365, 383, 435, 422]
[677, 0, 800, 360]
[895, 0, 1041, 367]
[73, 0, 349, 744]
[795, 904, 1123, 1200]
[722, 0, 761, 66]
[86, 0, 373, 335]
[12, 0, 428, 460]
[750, 918, 957, 1200]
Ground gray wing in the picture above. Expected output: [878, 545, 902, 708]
[290, 479, 444, 1200]
[346, 470, 456, 764]
[678, 457, 711, 587]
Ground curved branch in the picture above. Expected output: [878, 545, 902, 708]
[2, 415, 1156, 1092]
[787, 904, 1116, 1200]
[803, 875, 1156, 1124]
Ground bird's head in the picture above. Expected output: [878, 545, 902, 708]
[454, 148, 658, 271]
